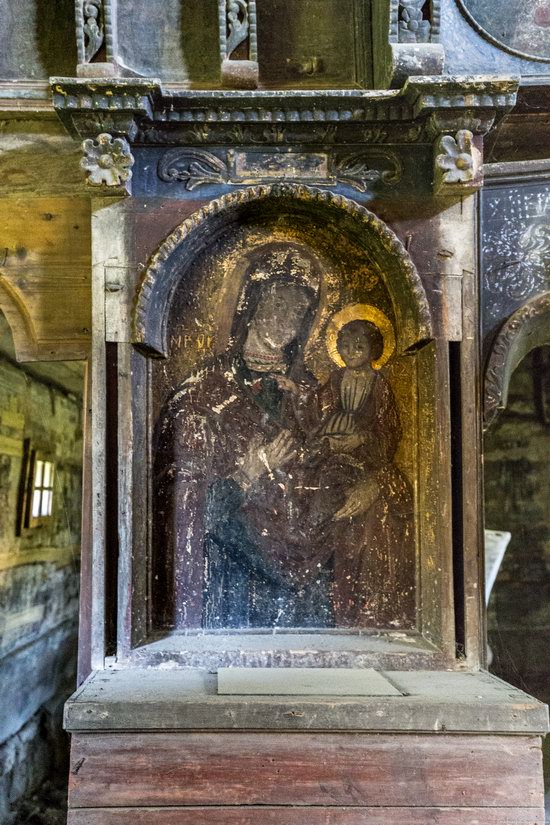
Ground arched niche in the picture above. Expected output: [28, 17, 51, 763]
[117, 183, 451, 660]
[134, 184, 433, 358]
[484, 292, 550, 430]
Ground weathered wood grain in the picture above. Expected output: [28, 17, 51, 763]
[68, 806, 546, 825]
[416, 339, 454, 654]
[0, 196, 91, 360]
[77, 360, 93, 686]
[63, 668, 549, 735]
[68, 732, 543, 809]
[458, 197, 485, 668]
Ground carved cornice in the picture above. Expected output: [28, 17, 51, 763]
[134, 183, 433, 357]
[402, 75, 518, 119]
[50, 76, 519, 145]
[484, 292, 550, 429]
[51, 78, 158, 139]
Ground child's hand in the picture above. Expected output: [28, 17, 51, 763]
[273, 375, 301, 395]
[326, 433, 364, 453]
[334, 478, 379, 520]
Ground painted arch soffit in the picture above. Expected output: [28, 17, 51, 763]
[133, 184, 433, 358]
[484, 291, 550, 430]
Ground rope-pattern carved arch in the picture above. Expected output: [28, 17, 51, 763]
[484, 292, 550, 430]
[134, 183, 433, 358]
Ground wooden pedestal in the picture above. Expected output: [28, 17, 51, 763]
[65, 669, 548, 825]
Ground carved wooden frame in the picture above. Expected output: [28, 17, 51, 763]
[92, 183, 462, 668]
[134, 184, 433, 356]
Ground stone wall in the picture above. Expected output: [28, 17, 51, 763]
[0, 338, 82, 823]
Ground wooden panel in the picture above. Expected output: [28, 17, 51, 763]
[77, 361, 93, 686]
[0, 0, 76, 79]
[115, 0, 220, 84]
[63, 668, 550, 735]
[68, 806, 546, 825]
[69, 733, 543, 809]
[0, 197, 91, 360]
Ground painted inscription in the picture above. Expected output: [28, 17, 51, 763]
[153, 242, 414, 632]
[231, 150, 329, 181]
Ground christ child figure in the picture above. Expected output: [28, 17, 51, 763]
[315, 317, 386, 522]
[309, 310, 414, 627]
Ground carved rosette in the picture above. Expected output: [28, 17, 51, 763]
[434, 130, 481, 193]
[76, 0, 104, 64]
[81, 133, 134, 190]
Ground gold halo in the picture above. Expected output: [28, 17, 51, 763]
[326, 304, 396, 370]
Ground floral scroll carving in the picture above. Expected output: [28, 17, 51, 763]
[334, 151, 403, 191]
[81, 133, 134, 188]
[219, 0, 259, 88]
[398, 0, 432, 43]
[158, 150, 230, 190]
[157, 149, 403, 193]
[76, 0, 104, 64]
[225, 0, 257, 59]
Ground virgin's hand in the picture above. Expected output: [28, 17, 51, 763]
[238, 435, 265, 484]
[263, 430, 297, 471]
[334, 479, 379, 521]
[238, 431, 297, 484]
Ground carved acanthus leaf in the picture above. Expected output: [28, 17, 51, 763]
[81, 133, 134, 187]
[226, 0, 249, 56]
[158, 150, 230, 190]
[76, 0, 104, 64]
[335, 151, 403, 192]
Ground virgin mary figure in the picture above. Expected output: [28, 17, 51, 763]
[153, 242, 333, 630]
